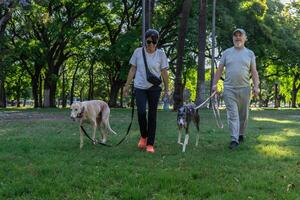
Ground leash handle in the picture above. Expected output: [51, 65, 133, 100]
[194, 91, 217, 110]
[211, 95, 224, 128]
[115, 85, 135, 146]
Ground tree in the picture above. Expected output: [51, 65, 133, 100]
[195, 0, 207, 105]
[173, 0, 193, 111]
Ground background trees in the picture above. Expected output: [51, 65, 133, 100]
[0, 0, 299, 108]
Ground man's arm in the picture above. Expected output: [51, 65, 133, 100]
[250, 64, 260, 97]
[212, 63, 225, 92]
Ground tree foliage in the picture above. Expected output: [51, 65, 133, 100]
[0, 0, 299, 108]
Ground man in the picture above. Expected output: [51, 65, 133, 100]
[212, 28, 260, 149]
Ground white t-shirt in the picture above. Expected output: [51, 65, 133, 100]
[220, 47, 256, 88]
[129, 47, 169, 89]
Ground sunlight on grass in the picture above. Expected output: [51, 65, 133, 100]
[283, 128, 300, 137]
[252, 117, 299, 124]
[0, 131, 6, 136]
[0, 129, 12, 136]
[255, 144, 295, 158]
[258, 135, 287, 143]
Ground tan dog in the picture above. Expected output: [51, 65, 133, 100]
[70, 100, 117, 149]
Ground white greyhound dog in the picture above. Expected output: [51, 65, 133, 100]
[70, 100, 117, 149]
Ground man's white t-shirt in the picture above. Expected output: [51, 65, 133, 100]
[220, 47, 256, 88]
[129, 47, 169, 89]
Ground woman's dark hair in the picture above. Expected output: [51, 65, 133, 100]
[145, 29, 159, 42]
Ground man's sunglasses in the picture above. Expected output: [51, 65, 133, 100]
[146, 40, 157, 45]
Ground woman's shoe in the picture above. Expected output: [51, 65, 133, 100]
[146, 145, 155, 153]
[138, 137, 147, 149]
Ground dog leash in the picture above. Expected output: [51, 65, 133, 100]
[194, 90, 223, 128]
[194, 91, 217, 110]
[80, 125, 113, 147]
[211, 95, 224, 128]
[81, 85, 135, 147]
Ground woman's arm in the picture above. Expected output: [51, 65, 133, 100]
[123, 65, 137, 97]
[161, 68, 169, 95]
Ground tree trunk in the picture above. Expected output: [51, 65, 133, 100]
[70, 63, 80, 105]
[80, 86, 84, 102]
[173, 0, 193, 111]
[32, 77, 39, 108]
[44, 72, 58, 108]
[88, 64, 94, 100]
[61, 68, 67, 108]
[108, 80, 123, 107]
[274, 82, 280, 108]
[195, 0, 207, 105]
[145, 0, 151, 30]
[39, 75, 43, 107]
[120, 87, 124, 108]
[292, 75, 300, 108]
[0, 80, 6, 108]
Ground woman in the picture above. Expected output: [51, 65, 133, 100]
[123, 29, 169, 153]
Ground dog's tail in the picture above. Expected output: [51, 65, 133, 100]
[107, 121, 117, 135]
[100, 103, 118, 135]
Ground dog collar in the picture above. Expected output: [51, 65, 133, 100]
[77, 111, 84, 118]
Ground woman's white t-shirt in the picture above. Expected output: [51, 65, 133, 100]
[129, 47, 169, 89]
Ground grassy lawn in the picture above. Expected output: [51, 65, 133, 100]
[0, 108, 300, 199]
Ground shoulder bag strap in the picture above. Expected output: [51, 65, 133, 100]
[142, 48, 151, 75]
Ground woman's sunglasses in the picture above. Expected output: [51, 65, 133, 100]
[146, 40, 157, 45]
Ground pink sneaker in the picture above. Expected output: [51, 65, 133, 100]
[138, 137, 147, 149]
[146, 145, 155, 153]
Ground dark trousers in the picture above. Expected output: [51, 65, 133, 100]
[135, 86, 161, 145]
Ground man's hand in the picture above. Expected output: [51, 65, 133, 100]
[212, 85, 219, 94]
[253, 86, 260, 98]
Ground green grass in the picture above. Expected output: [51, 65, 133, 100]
[0, 108, 300, 199]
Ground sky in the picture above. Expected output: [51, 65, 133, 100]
[280, 0, 292, 4]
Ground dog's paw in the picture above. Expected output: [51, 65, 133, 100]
[178, 142, 184, 146]
[93, 139, 98, 145]
[101, 139, 107, 144]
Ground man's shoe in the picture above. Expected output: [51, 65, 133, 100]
[138, 137, 147, 149]
[146, 145, 155, 153]
[239, 135, 244, 143]
[229, 141, 239, 149]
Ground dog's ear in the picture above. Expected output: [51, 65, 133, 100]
[81, 105, 85, 113]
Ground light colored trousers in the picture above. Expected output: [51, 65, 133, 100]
[223, 86, 251, 143]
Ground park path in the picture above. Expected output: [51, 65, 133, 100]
[0, 110, 68, 121]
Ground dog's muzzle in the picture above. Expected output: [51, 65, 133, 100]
[76, 113, 83, 118]
[70, 116, 76, 121]
[178, 118, 186, 127]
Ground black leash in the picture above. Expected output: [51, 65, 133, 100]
[81, 85, 135, 147]
[80, 125, 113, 147]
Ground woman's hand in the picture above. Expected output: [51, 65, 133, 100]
[123, 85, 130, 97]
[164, 88, 171, 97]
[123, 65, 136, 97]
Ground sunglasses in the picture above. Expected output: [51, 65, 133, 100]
[146, 40, 157, 45]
